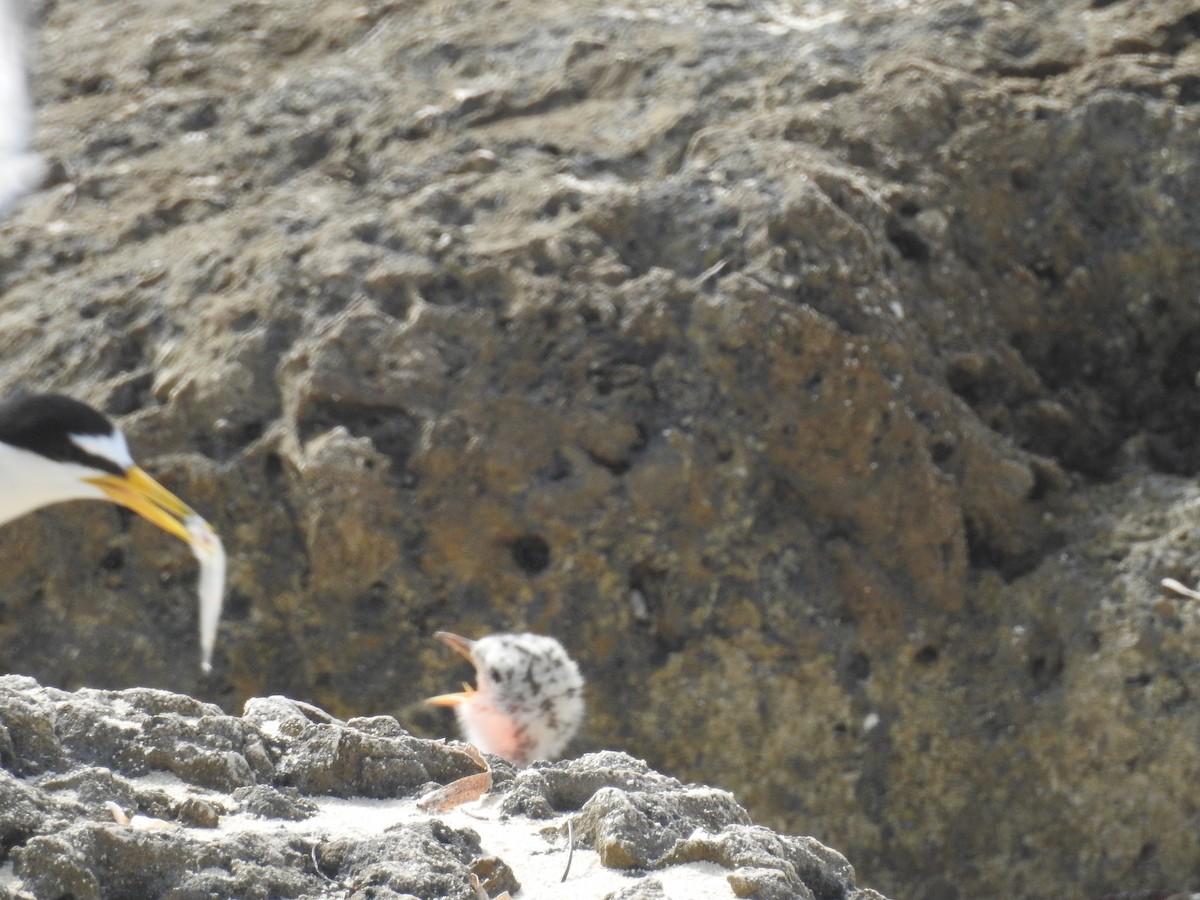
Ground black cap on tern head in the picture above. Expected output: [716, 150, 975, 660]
[0, 393, 124, 474]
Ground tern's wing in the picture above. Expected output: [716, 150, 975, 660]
[0, 0, 43, 217]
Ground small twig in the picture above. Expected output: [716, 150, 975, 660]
[693, 257, 729, 286]
[311, 842, 363, 892]
[310, 844, 339, 884]
[560, 817, 575, 883]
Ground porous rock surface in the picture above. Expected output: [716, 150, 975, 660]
[2, 0, 1200, 897]
[0, 676, 885, 900]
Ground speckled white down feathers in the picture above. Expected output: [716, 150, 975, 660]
[429, 632, 585, 766]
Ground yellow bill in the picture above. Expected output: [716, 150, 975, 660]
[84, 466, 226, 673]
[86, 466, 194, 543]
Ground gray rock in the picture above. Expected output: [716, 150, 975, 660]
[231, 784, 318, 821]
[500, 751, 687, 819]
[315, 822, 483, 897]
[0, 677, 66, 776]
[263, 714, 482, 800]
[0, 769, 76, 864]
[0, 677, 887, 899]
[666, 825, 856, 900]
[603, 877, 667, 900]
[0, 678, 272, 790]
[576, 784, 752, 868]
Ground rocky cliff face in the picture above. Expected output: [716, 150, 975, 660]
[3, 0, 1200, 897]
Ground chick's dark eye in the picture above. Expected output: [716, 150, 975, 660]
[490, 667, 503, 682]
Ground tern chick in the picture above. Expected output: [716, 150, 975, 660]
[428, 631, 585, 766]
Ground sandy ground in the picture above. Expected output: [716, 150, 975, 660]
[0, 768, 739, 899]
